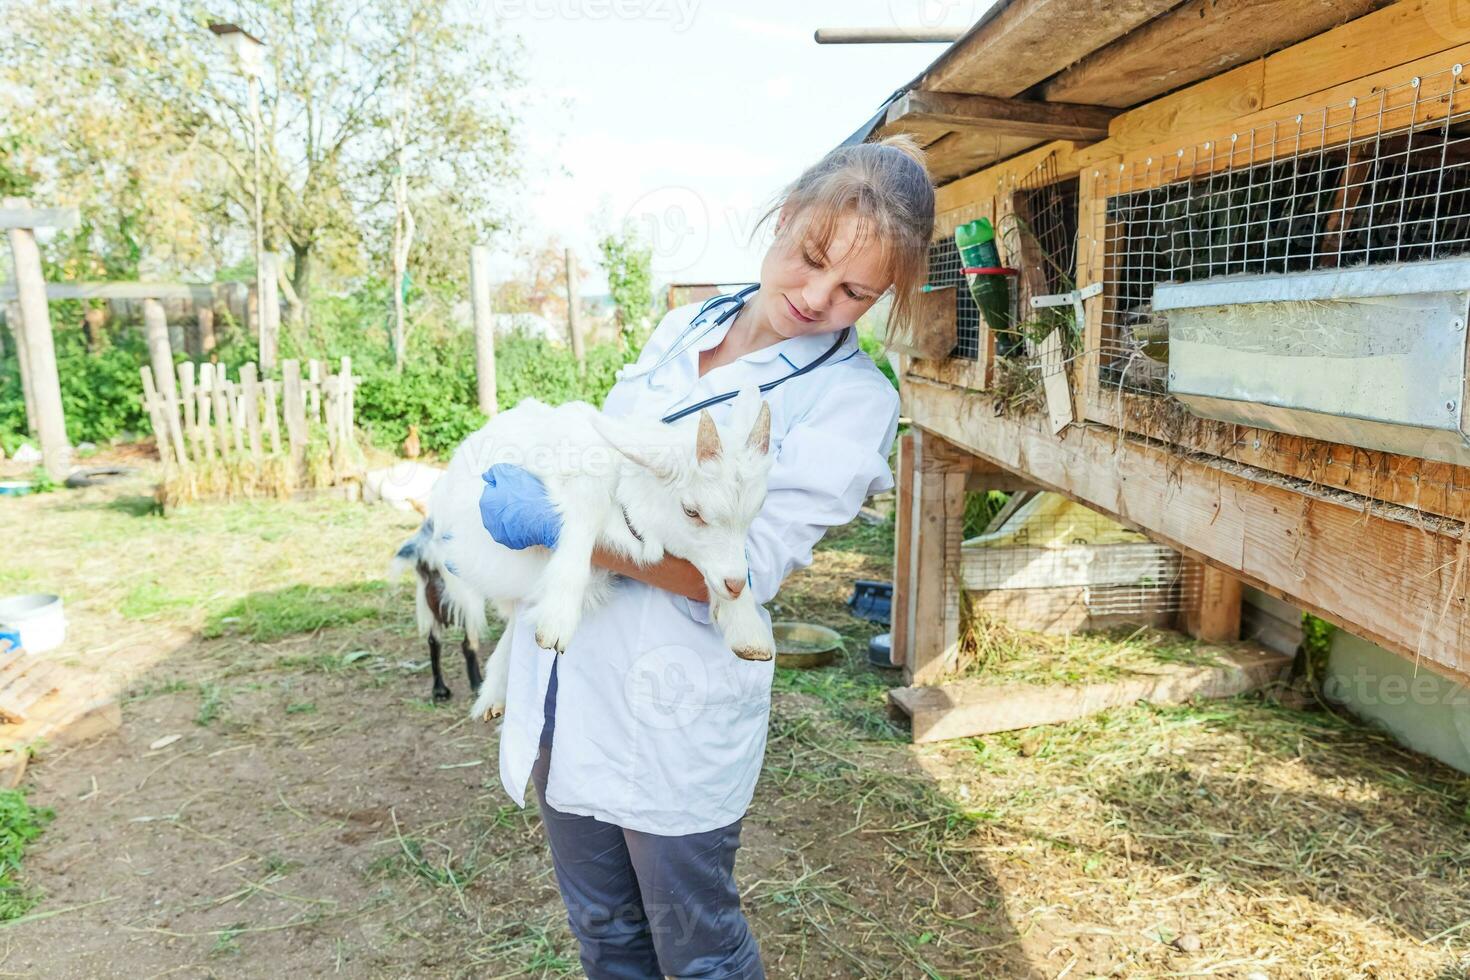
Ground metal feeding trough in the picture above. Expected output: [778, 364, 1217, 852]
[772, 622, 843, 669]
[1156, 257, 1470, 466]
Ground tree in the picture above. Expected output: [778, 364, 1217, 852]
[597, 221, 654, 350]
[0, 0, 526, 310]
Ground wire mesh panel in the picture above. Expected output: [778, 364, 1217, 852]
[1092, 61, 1470, 397]
[926, 235, 981, 359]
[961, 493, 1200, 632]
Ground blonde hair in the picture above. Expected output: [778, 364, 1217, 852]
[754, 133, 935, 344]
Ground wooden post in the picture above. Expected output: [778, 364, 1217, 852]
[338, 356, 353, 459]
[240, 363, 263, 461]
[142, 298, 187, 465]
[177, 362, 198, 462]
[564, 247, 586, 369]
[1179, 560, 1244, 643]
[4, 302, 35, 437]
[308, 359, 322, 422]
[470, 245, 497, 416]
[196, 363, 217, 459]
[282, 359, 307, 468]
[259, 252, 281, 373]
[196, 305, 216, 360]
[896, 429, 970, 687]
[3, 199, 70, 477]
[262, 379, 281, 455]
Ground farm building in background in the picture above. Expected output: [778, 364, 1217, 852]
[856, 0, 1470, 770]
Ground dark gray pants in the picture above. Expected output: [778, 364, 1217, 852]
[532, 662, 765, 979]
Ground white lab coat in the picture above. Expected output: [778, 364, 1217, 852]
[497, 294, 901, 836]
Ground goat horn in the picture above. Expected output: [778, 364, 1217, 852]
[696, 410, 722, 464]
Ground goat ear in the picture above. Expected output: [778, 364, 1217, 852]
[746, 401, 771, 456]
[695, 410, 722, 464]
[591, 414, 679, 480]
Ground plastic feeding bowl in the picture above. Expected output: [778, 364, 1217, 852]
[0, 594, 66, 654]
[772, 622, 843, 669]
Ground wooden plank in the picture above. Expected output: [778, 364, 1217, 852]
[338, 357, 354, 464]
[961, 541, 1178, 591]
[892, 432, 918, 669]
[196, 363, 217, 459]
[308, 359, 322, 422]
[262, 379, 282, 456]
[0, 207, 79, 230]
[905, 378, 1470, 684]
[1261, 0, 1469, 108]
[888, 644, 1290, 742]
[282, 360, 307, 466]
[1041, 0, 1393, 109]
[240, 363, 263, 461]
[1038, 328, 1073, 434]
[177, 362, 198, 462]
[1081, 61, 1266, 165]
[1180, 560, 1244, 642]
[138, 367, 169, 463]
[883, 91, 1117, 143]
[920, 0, 1182, 98]
[230, 383, 246, 455]
[909, 428, 969, 686]
[210, 371, 232, 457]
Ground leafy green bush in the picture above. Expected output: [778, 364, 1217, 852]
[0, 304, 150, 446]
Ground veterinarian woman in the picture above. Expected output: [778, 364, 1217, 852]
[479, 135, 934, 978]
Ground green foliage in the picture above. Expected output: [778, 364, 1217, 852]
[0, 787, 53, 921]
[0, 133, 37, 197]
[597, 222, 654, 347]
[1300, 613, 1336, 687]
[963, 491, 1010, 540]
[0, 309, 150, 446]
[355, 318, 624, 457]
[859, 329, 899, 389]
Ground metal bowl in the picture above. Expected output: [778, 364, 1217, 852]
[772, 622, 843, 669]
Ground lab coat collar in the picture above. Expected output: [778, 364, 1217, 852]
[687, 291, 858, 370]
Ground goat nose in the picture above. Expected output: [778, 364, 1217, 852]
[723, 577, 745, 599]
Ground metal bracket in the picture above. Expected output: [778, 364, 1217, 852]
[1030, 282, 1102, 331]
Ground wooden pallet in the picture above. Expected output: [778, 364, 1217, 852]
[888, 644, 1291, 743]
[0, 649, 120, 787]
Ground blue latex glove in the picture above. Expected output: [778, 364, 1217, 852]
[479, 463, 562, 550]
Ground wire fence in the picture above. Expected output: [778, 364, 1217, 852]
[1091, 61, 1470, 397]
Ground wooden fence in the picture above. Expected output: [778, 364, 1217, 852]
[140, 357, 362, 489]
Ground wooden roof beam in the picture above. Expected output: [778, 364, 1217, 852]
[884, 90, 1117, 142]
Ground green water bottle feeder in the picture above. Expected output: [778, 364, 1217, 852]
[954, 219, 1022, 357]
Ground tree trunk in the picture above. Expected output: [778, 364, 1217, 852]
[290, 240, 313, 310]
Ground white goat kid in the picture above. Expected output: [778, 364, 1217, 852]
[417, 388, 776, 719]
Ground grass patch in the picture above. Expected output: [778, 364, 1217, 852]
[0, 788, 54, 922]
[203, 582, 392, 642]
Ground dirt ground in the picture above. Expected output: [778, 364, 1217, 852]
[5, 460, 1470, 978]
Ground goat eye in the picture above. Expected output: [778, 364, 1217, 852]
[682, 504, 703, 523]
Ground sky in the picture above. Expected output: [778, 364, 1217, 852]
[484, 0, 999, 293]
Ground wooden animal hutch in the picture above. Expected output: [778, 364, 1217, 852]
[854, 0, 1470, 728]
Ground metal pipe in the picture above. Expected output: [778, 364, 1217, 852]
[813, 27, 963, 44]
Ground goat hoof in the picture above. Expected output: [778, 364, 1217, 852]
[732, 645, 774, 662]
[534, 628, 567, 654]
[433, 686, 452, 702]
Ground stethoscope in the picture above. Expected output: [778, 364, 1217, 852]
[615, 283, 854, 424]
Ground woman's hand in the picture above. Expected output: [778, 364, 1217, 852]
[479, 463, 562, 550]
